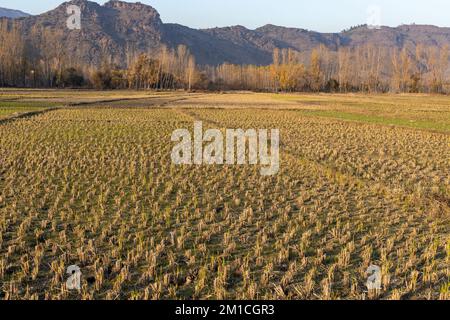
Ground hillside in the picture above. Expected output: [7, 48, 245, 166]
[2, 0, 450, 66]
[0, 7, 30, 18]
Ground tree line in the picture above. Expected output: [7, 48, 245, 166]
[0, 21, 198, 91]
[0, 20, 449, 93]
[207, 45, 449, 93]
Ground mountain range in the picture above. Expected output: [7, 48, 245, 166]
[0, 7, 30, 18]
[2, 0, 450, 66]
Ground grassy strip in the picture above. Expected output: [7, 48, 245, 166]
[297, 110, 450, 133]
[0, 108, 47, 118]
[0, 101, 60, 108]
[0, 107, 61, 124]
[0, 101, 62, 118]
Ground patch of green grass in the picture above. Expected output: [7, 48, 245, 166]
[298, 110, 450, 132]
[0, 101, 59, 108]
[0, 108, 44, 118]
[0, 101, 59, 118]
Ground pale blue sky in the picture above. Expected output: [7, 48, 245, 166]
[1, 0, 449, 32]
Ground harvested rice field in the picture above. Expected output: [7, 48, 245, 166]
[0, 91, 448, 300]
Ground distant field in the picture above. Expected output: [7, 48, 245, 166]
[272, 93, 450, 132]
[0, 90, 448, 300]
[0, 90, 174, 119]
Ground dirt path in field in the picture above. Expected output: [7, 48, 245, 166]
[66, 93, 203, 108]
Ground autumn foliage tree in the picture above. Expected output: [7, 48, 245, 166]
[210, 45, 449, 93]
